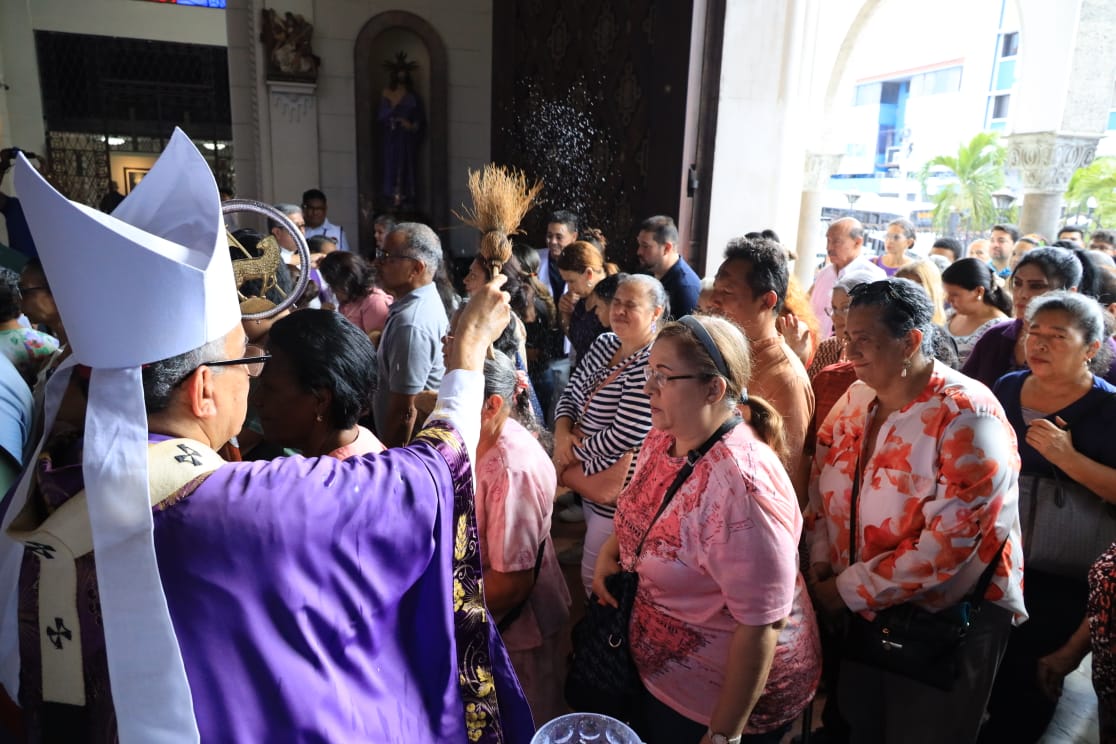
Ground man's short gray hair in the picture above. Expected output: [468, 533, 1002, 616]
[268, 203, 302, 232]
[390, 222, 442, 274]
[141, 336, 228, 413]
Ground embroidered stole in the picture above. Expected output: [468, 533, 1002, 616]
[5, 438, 224, 707]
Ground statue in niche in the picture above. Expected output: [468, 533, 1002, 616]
[260, 9, 321, 83]
[378, 52, 425, 207]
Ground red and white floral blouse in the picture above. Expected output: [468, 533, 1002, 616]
[805, 362, 1027, 621]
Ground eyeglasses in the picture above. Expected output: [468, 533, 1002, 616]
[825, 305, 850, 317]
[193, 344, 270, 379]
[643, 367, 703, 388]
[376, 250, 419, 262]
[18, 285, 49, 294]
[301, 203, 326, 213]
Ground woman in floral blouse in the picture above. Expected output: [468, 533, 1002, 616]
[805, 277, 1026, 743]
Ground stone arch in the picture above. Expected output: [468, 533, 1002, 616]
[354, 11, 449, 251]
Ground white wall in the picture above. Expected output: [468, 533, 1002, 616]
[704, 0, 811, 278]
[227, 0, 492, 257]
[0, 0, 227, 157]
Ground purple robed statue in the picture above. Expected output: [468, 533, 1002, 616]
[378, 52, 425, 207]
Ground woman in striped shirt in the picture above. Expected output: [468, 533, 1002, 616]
[553, 273, 667, 596]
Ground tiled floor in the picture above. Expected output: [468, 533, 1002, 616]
[548, 509, 1103, 744]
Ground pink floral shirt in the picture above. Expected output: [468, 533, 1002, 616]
[805, 362, 1027, 620]
[614, 424, 821, 733]
[475, 418, 570, 650]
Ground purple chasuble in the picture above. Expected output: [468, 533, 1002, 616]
[18, 422, 534, 743]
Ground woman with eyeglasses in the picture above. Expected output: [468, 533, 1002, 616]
[872, 218, 918, 276]
[805, 278, 1025, 743]
[807, 270, 879, 379]
[553, 273, 663, 596]
[251, 309, 384, 458]
[593, 315, 820, 744]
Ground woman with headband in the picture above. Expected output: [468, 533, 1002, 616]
[593, 315, 820, 744]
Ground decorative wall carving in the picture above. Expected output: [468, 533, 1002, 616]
[260, 9, 321, 83]
[268, 82, 316, 124]
[1007, 132, 1099, 193]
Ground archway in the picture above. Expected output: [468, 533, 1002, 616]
[354, 11, 449, 254]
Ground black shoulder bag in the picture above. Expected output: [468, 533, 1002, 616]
[564, 416, 742, 721]
[842, 450, 1005, 691]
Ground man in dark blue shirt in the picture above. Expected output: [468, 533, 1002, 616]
[636, 215, 700, 318]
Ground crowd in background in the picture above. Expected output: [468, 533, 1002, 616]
[4, 148, 1116, 742]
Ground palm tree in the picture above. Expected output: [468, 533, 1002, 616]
[918, 132, 1006, 234]
[1065, 156, 1116, 229]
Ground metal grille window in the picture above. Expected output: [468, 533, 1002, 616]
[34, 31, 233, 205]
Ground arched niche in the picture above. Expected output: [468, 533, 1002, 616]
[354, 11, 448, 254]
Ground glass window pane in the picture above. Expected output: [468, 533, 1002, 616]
[996, 60, 1016, 91]
[993, 94, 1010, 119]
[1002, 32, 1019, 58]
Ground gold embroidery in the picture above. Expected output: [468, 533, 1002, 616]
[464, 701, 489, 742]
[455, 513, 468, 561]
[453, 579, 465, 612]
[416, 425, 462, 453]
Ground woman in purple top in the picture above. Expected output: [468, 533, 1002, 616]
[962, 247, 1116, 389]
[871, 218, 916, 276]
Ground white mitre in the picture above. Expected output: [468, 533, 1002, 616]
[0, 128, 239, 742]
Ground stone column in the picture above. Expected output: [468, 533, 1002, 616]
[266, 81, 320, 202]
[795, 151, 841, 285]
[1006, 131, 1098, 239]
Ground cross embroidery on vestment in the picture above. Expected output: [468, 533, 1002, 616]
[174, 443, 203, 467]
[46, 618, 72, 650]
[25, 541, 55, 560]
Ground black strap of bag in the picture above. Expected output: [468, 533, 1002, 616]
[632, 415, 742, 562]
[497, 539, 547, 633]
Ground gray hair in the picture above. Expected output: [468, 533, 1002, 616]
[834, 269, 881, 295]
[142, 336, 228, 413]
[267, 203, 302, 232]
[1025, 290, 1109, 359]
[617, 273, 669, 316]
[390, 222, 442, 274]
[847, 278, 936, 357]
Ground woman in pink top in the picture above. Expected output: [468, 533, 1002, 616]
[253, 309, 384, 457]
[594, 315, 820, 744]
[319, 251, 393, 342]
[475, 350, 571, 724]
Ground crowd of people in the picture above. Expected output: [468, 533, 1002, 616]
[1, 135, 1116, 744]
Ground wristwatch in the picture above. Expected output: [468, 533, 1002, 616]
[707, 731, 742, 744]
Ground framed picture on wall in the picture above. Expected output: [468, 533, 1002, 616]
[123, 167, 149, 193]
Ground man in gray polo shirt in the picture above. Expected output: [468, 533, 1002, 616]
[373, 222, 449, 447]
